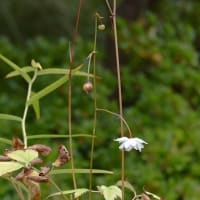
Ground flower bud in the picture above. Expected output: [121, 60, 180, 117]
[83, 81, 93, 93]
[98, 24, 105, 31]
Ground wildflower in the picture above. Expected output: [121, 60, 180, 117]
[114, 137, 147, 152]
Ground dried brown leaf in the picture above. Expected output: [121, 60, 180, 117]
[27, 175, 49, 183]
[12, 137, 24, 150]
[52, 145, 70, 167]
[29, 144, 51, 156]
[0, 155, 12, 161]
[39, 166, 51, 176]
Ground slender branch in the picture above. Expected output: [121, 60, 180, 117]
[22, 70, 37, 149]
[10, 178, 25, 200]
[88, 13, 98, 200]
[87, 51, 96, 81]
[105, 0, 113, 14]
[96, 108, 132, 137]
[105, 0, 125, 199]
[49, 177, 69, 200]
[67, 0, 82, 192]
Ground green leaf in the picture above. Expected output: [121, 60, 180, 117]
[0, 114, 22, 122]
[7, 149, 38, 165]
[5, 66, 34, 79]
[116, 180, 136, 194]
[0, 161, 23, 176]
[28, 134, 95, 140]
[97, 185, 122, 200]
[0, 137, 12, 145]
[0, 54, 31, 82]
[46, 188, 89, 199]
[37, 65, 95, 78]
[27, 75, 68, 105]
[74, 188, 89, 198]
[5, 64, 83, 78]
[50, 168, 113, 175]
[31, 92, 40, 120]
[38, 64, 82, 76]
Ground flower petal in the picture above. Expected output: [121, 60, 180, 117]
[114, 137, 129, 144]
[115, 137, 147, 152]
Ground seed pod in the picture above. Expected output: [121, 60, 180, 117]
[83, 81, 93, 93]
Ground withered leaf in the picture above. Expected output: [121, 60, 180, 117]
[31, 158, 43, 165]
[29, 144, 52, 156]
[16, 167, 32, 181]
[0, 155, 12, 161]
[24, 179, 41, 200]
[52, 145, 70, 167]
[12, 137, 24, 150]
[39, 166, 51, 176]
[27, 175, 49, 183]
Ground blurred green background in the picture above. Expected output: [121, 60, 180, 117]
[1, 0, 200, 199]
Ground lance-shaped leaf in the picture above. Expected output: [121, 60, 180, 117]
[5, 64, 83, 78]
[31, 92, 40, 120]
[97, 185, 122, 200]
[0, 114, 22, 122]
[38, 64, 82, 76]
[0, 161, 23, 176]
[50, 168, 113, 175]
[0, 137, 12, 145]
[5, 63, 97, 80]
[37, 66, 95, 78]
[5, 66, 34, 79]
[0, 54, 31, 82]
[116, 180, 136, 194]
[7, 149, 38, 165]
[46, 188, 89, 199]
[28, 134, 94, 140]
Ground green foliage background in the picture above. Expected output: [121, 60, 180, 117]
[0, 0, 200, 199]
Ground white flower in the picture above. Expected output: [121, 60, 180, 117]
[114, 137, 147, 152]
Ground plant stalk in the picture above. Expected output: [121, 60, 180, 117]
[88, 14, 98, 200]
[105, 0, 125, 199]
[22, 70, 37, 149]
[67, 0, 82, 192]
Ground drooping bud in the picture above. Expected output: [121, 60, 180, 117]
[83, 81, 93, 93]
[98, 24, 105, 31]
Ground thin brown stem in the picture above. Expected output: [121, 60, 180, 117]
[67, 0, 82, 192]
[89, 14, 98, 200]
[96, 108, 132, 137]
[105, 0, 125, 199]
